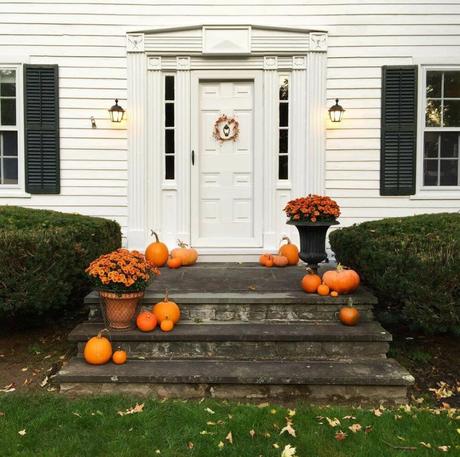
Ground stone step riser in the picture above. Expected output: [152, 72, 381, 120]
[88, 304, 375, 323]
[76, 340, 390, 361]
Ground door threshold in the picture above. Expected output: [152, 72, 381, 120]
[195, 247, 274, 263]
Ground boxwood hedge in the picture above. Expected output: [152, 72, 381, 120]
[329, 212, 460, 333]
[0, 206, 121, 324]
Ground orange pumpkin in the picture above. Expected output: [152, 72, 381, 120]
[152, 291, 181, 324]
[301, 268, 322, 293]
[273, 255, 288, 267]
[330, 291, 339, 297]
[317, 283, 330, 296]
[171, 240, 198, 266]
[145, 231, 169, 267]
[112, 349, 127, 365]
[259, 254, 273, 266]
[264, 255, 274, 267]
[136, 310, 157, 332]
[322, 264, 360, 294]
[278, 236, 299, 265]
[83, 330, 112, 365]
[167, 257, 182, 269]
[338, 299, 360, 326]
[160, 319, 174, 332]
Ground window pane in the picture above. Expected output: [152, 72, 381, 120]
[279, 77, 289, 100]
[165, 76, 175, 101]
[165, 103, 174, 127]
[444, 71, 460, 98]
[443, 100, 460, 127]
[165, 129, 175, 155]
[1, 98, 16, 125]
[165, 155, 175, 180]
[3, 157, 18, 184]
[0, 69, 15, 97]
[425, 99, 442, 127]
[424, 132, 439, 158]
[440, 159, 458, 186]
[424, 159, 438, 186]
[2, 131, 18, 156]
[279, 129, 288, 155]
[426, 71, 442, 98]
[278, 155, 288, 180]
[441, 132, 459, 158]
[279, 103, 288, 127]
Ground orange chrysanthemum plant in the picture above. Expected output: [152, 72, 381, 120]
[86, 248, 160, 294]
[284, 194, 341, 223]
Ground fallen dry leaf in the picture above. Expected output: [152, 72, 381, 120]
[258, 402, 270, 408]
[326, 417, 341, 427]
[225, 431, 233, 444]
[348, 423, 362, 433]
[365, 425, 373, 434]
[281, 444, 297, 457]
[0, 383, 15, 393]
[373, 408, 383, 417]
[18, 429, 26, 436]
[218, 441, 224, 449]
[287, 409, 296, 417]
[117, 402, 144, 416]
[280, 419, 296, 437]
[429, 382, 454, 400]
[249, 429, 256, 438]
[187, 442, 194, 449]
[438, 446, 450, 452]
[205, 407, 215, 415]
[273, 443, 280, 449]
[420, 442, 432, 448]
[343, 415, 356, 420]
[335, 430, 347, 441]
[39, 376, 49, 388]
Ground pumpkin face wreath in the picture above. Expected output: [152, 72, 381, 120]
[213, 114, 239, 143]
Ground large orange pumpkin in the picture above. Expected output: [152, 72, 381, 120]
[171, 240, 198, 266]
[301, 268, 322, 293]
[152, 291, 181, 324]
[322, 264, 360, 294]
[145, 231, 169, 267]
[278, 236, 299, 265]
[136, 310, 157, 332]
[338, 299, 360, 326]
[83, 330, 112, 365]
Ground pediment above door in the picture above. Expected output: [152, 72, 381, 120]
[127, 25, 328, 55]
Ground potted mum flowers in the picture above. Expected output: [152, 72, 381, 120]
[86, 249, 159, 329]
[284, 194, 340, 270]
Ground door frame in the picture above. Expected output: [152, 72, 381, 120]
[190, 70, 264, 248]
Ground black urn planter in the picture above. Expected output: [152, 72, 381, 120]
[287, 219, 339, 271]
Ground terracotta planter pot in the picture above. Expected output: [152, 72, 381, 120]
[99, 290, 144, 330]
[287, 220, 339, 271]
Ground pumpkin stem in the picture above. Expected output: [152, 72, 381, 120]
[347, 297, 354, 308]
[177, 239, 188, 248]
[164, 289, 169, 302]
[280, 235, 291, 246]
[305, 267, 315, 275]
[97, 328, 110, 338]
[151, 230, 160, 243]
[336, 263, 344, 272]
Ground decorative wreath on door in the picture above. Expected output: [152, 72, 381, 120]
[213, 114, 240, 143]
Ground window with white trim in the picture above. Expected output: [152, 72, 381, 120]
[0, 69, 18, 185]
[424, 70, 460, 186]
[278, 75, 290, 180]
[164, 74, 175, 180]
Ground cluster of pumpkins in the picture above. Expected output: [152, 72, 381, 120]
[83, 292, 181, 366]
[145, 231, 198, 269]
[259, 237, 300, 267]
[301, 265, 360, 297]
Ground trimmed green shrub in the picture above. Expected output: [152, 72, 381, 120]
[329, 212, 460, 334]
[0, 206, 121, 323]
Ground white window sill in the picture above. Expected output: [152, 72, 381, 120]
[411, 190, 460, 200]
[0, 190, 31, 198]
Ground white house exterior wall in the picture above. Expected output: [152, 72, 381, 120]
[1, 1, 460, 248]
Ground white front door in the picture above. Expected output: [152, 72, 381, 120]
[191, 74, 263, 248]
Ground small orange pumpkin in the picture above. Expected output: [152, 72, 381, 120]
[264, 255, 274, 267]
[112, 348, 127, 365]
[167, 257, 182, 269]
[83, 330, 112, 365]
[145, 231, 169, 267]
[259, 254, 272, 266]
[273, 255, 288, 267]
[160, 319, 174, 332]
[136, 310, 157, 332]
[338, 299, 360, 326]
[322, 264, 360, 294]
[152, 291, 181, 324]
[171, 240, 198, 266]
[301, 268, 322, 293]
[330, 290, 339, 297]
[278, 236, 299, 265]
[317, 283, 330, 296]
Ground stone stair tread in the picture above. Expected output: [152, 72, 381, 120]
[56, 358, 414, 386]
[70, 321, 392, 342]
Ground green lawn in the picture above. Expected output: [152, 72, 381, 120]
[0, 395, 458, 457]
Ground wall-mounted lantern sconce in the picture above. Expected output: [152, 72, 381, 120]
[328, 98, 345, 123]
[108, 99, 125, 123]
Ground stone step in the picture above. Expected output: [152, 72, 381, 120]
[56, 358, 414, 404]
[71, 321, 391, 361]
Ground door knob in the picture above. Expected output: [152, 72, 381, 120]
[191, 150, 195, 165]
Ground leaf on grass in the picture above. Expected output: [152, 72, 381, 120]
[348, 423, 362, 433]
[249, 429, 256, 438]
[155, 450, 160, 454]
[207, 421, 216, 426]
[438, 446, 450, 452]
[281, 444, 297, 457]
[273, 443, 280, 449]
[343, 415, 356, 420]
[118, 402, 144, 416]
[280, 419, 296, 437]
[225, 431, 233, 444]
[394, 414, 402, 420]
[258, 402, 270, 409]
[287, 409, 296, 417]
[218, 441, 224, 449]
[40, 376, 49, 388]
[18, 429, 26, 436]
[373, 408, 383, 417]
[457, 429, 460, 435]
[0, 412, 4, 417]
[429, 382, 454, 400]
[326, 417, 341, 427]
[205, 407, 215, 415]
[365, 425, 373, 434]
[271, 409, 277, 415]
[72, 412, 81, 418]
[21, 367, 28, 372]
[420, 442, 432, 448]
[397, 436, 406, 441]
[0, 383, 15, 393]
[187, 442, 194, 449]
[335, 431, 347, 441]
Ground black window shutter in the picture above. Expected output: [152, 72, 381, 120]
[24, 64, 60, 194]
[380, 65, 417, 196]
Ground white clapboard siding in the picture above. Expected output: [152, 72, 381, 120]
[1, 0, 459, 242]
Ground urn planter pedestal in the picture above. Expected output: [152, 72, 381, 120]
[287, 220, 339, 271]
[99, 290, 144, 330]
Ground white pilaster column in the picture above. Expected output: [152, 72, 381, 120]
[175, 57, 191, 243]
[127, 35, 148, 249]
[305, 50, 327, 194]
